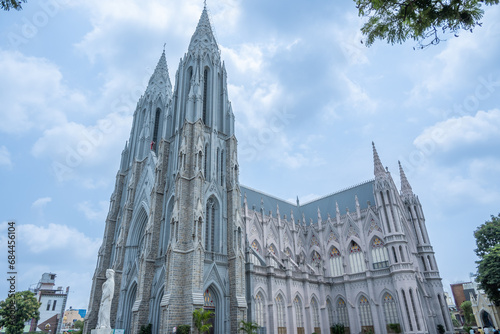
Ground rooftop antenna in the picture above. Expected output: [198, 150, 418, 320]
[163, 43, 166, 52]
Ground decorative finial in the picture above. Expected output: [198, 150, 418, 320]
[204, 0, 207, 8]
[163, 43, 166, 52]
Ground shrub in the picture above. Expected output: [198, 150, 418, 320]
[177, 325, 190, 334]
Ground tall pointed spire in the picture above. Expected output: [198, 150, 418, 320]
[188, 6, 219, 58]
[372, 142, 386, 178]
[146, 49, 172, 94]
[399, 161, 413, 196]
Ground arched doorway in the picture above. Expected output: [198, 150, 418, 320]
[481, 310, 493, 328]
[123, 283, 137, 334]
[151, 287, 164, 334]
[204, 287, 218, 334]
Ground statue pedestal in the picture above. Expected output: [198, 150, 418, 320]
[91, 329, 113, 334]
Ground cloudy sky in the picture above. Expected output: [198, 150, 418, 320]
[1, 0, 499, 309]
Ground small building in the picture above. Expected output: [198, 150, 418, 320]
[62, 307, 87, 331]
[29, 273, 70, 334]
[470, 284, 500, 329]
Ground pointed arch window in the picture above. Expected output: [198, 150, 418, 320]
[438, 294, 450, 331]
[327, 299, 334, 327]
[382, 293, 399, 325]
[204, 145, 209, 180]
[311, 298, 320, 331]
[203, 68, 208, 124]
[205, 198, 218, 252]
[255, 293, 265, 328]
[312, 250, 321, 268]
[294, 296, 304, 334]
[220, 150, 224, 186]
[409, 289, 421, 331]
[268, 244, 279, 268]
[276, 294, 286, 333]
[204, 289, 215, 309]
[428, 255, 434, 270]
[371, 237, 389, 269]
[152, 108, 161, 152]
[330, 247, 343, 277]
[401, 289, 413, 331]
[349, 241, 365, 274]
[399, 245, 406, 262]
[359, 296, 373, 327]
[337, 298, 349, 327]
[250, 240, 261, 266]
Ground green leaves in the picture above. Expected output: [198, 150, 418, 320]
[474, 213, 500, 305]
[192, 308, 213, 334]
[239, 320, 259, 334]
[1, 0, 26, 11]
[353, 0, 498, 47]
[0, 291, 40, 334]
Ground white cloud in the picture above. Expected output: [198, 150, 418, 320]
[0, 146, 12, 167]
[78, 200, 109, 222]
[414, 109, 500, 152]
[18, 223, 101, 260]
[0, 50, 87, 135]
[31, 112, 132, 183]
[31, 197, 52, 209]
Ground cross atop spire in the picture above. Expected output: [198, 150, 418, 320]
[372, 142, 386, 178]
[399, 161, 413, 196]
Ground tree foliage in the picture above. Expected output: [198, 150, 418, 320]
[192, 308, 213, 334]
[474, 214, 500, 305]
[460, 301, 475, 326]
[476, 243, 500, 305]
[474, 214, 500, 258]
[353, 0, 499, 47]
[1, 0, 26, 11]
[239, 320, 259, 334]
[0, 291, 40, 334]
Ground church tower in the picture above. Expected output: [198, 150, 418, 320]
[85, 6, 246, 334]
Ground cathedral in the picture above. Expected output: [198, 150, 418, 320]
[85, 6, 453, 334]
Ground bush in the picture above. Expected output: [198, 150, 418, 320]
[331, 323, 345, 334]
[177, 325, 190, 334]
[437, 324, 446, 334]
[139, 324, 152, 334]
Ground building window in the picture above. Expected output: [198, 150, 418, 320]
[250, 240, 261, 266]
[311, 298, 320, 331]
[255, 293, 265, 328]
[402, 290, 413, 331]
[312, 251, 321, 269]
[220, 150, 224, 186]
[152, 108, 161, 152]
[382, 293, 399, 325]
[52, 300, 57, 311]
[359, 296, 373, 326]
[203, 68, 208, 124]
[204, 145, 208, 179]
[349, 241, 365, 273]
[46, 300, 51, 311]
[399, 245, 405, 262]
[327, 299, 334, 327]
[409, 289, 421, 331]
[330, 247, 343, 276]
[205, 198, 218, 252]
[428, 255, 434, 270]
[337, 298, 349, 327]
[276, 294, 286, 332]
[294, 296, 304, 333]
[371, 237, 389, 269]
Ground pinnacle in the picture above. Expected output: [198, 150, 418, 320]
[188, 6, 218, 55]
[372, 142, 386, 178]
[398, 161, 413, 196]
[147, 50, 172, 93]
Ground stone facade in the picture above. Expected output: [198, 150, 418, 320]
[85, 6, 452, 334]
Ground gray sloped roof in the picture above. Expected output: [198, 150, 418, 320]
[240, 180, 375, 225]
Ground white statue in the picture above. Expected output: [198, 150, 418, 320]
[96, 269, 115, 329]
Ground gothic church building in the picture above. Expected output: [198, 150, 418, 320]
[85, 7, 453, 334]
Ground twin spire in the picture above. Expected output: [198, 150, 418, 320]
[372, 142, 413, 195]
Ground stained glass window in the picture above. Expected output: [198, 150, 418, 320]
[310, 234, 319, 247]
[383, 293, 399, 324]
[312, 251, 321, 263]
[359, 296, 373, 326]
[327, 299, 334, 326]
[294, 296, 304, 327]
[349, 242, 365, 273]
[337, 298, 349, 326]
[276, 294, 285, 328]
[255, 293, 265, 327]
[204, 289, 215, 309]
[371, 237, 389, 269]
[250, 240, 261, 266]
[330, 247, 343, 276]
[311, 298, 320, 327]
